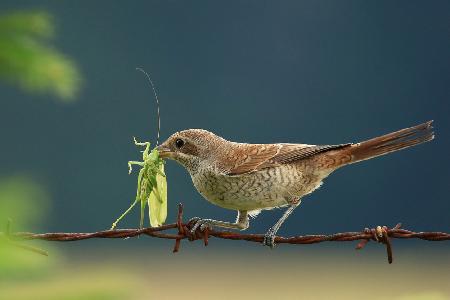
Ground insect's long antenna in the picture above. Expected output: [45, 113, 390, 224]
[136, 67, 161, 146]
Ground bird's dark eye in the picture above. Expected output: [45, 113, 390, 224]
[175, 138, 185, 149]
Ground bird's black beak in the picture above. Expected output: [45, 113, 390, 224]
[156, 144, 172, 159]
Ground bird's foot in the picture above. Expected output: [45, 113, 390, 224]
[189, 217, 213, 234]
[263, 229, 276, 248]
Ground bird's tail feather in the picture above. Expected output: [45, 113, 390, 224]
[339, 121, 434, 165]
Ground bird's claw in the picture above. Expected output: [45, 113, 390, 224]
[189, 217, 213, 234]
[263, 229, 276, 248]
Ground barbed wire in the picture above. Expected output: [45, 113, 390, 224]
[2, 204, 449, 264]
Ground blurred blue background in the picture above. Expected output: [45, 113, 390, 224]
[0, 1, 449, 299]
[1, 0, 448, 234]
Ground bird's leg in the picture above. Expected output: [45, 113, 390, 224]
[190, 210, 249, 234]
[263, 198, 302, 248]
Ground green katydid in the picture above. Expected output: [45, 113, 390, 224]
[110, 138, 167, 229]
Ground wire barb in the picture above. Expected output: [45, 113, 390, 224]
[173, 203, 184, 253]
[355, 224, 399, 264]
[3, 206, 449, 264]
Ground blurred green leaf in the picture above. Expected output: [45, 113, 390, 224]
[0, 175, 49, 229]
[0, 11, 54, 38]
[0, 176, 59, 277]
[0, 11, 81, 102]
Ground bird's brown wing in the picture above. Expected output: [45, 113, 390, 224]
[226, 143, 351, 176]
[272, 143, 351, 164]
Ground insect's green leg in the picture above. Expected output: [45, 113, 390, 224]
[133, 137, 151, 158]
[142, 144, 151, 159]
[110, 199, 138, 230]
[139, 187, 147, 229]
[128, 161, 144, 174]
[133, 136, 150, 147]
[139, 176, 152, 229]
[136, 168, 145, 200]
[140, 179, 150, 204]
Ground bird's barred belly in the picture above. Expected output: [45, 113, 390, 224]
[191, 165, 326, 211]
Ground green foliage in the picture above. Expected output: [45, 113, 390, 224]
[0, 11, 81, 101]
[0, 176, 59, 277]
[0, 176, 49, 229]
[111, 138, 167, 229]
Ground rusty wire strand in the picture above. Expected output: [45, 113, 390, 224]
[2, 204, 449, 264]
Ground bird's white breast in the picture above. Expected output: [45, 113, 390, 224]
[190, 164, 327, 211]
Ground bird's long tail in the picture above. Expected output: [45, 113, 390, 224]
[334, 121, 434, 166]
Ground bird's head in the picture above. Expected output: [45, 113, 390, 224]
[157, 129, 225, 173]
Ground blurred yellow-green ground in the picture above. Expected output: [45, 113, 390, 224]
[1, 245, 449, 300]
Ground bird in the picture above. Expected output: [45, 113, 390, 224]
[156, 121, 434, 247]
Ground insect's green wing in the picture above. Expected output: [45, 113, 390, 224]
[157, 163, 167, 223]
[148, 163, 167, 227]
